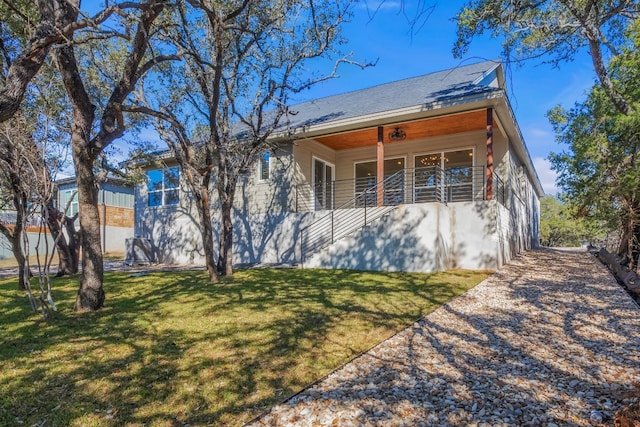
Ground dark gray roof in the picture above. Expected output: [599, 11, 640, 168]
[283, 60, 502, 131]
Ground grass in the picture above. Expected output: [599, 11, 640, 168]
[0, 252, 124, 269]
[0, 267, 490, 426]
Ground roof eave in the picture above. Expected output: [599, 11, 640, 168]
[277, 89, 503, 141]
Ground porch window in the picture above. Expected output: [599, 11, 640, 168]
[147, 167, 180, 207]
[414, 149, 474, 202]
[355, 157, 405, 206]
[258, 151, 270, 181]
[446, 149, 474, 201]
[414, 153, 442, 203]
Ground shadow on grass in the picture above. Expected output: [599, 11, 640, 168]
[248, 249, 640, 426]
[0, 267, 487, 426]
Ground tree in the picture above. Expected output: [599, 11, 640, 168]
[454, 0, 640, 115]
[0, 115, 40, 289]
[0, 1, 136, 123]
[539, 195, 590, 247]
[133, 0, 362, 280]
[53, 0, 171, 310]
[548, 20, 640, 270]
[0, 65, 78, 290]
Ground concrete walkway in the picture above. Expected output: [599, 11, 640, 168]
[247, 248, 640, 426]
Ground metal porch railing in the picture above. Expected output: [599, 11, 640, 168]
[295, 165, 505, 212]
[297, 166, 506, 264]
[300, 169, 409, 264]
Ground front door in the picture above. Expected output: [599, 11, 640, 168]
[313, 158, 334, 210]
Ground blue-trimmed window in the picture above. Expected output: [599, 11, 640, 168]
[147, 167, 180, 207]
[259, 151, 270, 181]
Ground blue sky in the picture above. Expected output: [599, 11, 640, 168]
[287, 1, 599, 195]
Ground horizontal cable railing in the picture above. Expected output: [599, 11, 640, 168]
[295, 165, 490, 212]
[300, 169, 406, 263]
[493, 171, 506, 206]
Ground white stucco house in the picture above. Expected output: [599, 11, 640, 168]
[134, 60, 544, 272]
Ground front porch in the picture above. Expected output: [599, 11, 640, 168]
[292, 108, 505, 213]
[295, 165, 505, 212]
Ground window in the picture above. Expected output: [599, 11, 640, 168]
[147, 167, 180, 207]
[414, 149, 474, 202]
[63, 190, 79, 216]
[258, 151, 270, 181]
[354, 157, 405, 206]
[313, 157, 334, 210]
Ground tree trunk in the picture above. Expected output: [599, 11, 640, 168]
[587, 36, 632, 116]
[597, 247, 640, 294]
[0, 196, 29, 290]
[216, 163, 236, 276]
[218, 199, 234, 276]
[73, 157, 104, 310]
[194, 181, 218, 283]
[63, 215, 80, 274]
[45, 202, 80, 276]
[71, 131, 104, 311]
[12, 234, 28, 291]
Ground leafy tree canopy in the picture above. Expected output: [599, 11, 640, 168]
[454, 0, 640, 114]
[548, 19, 640, 265]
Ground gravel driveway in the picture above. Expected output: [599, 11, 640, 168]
[246, 248, 640, 426]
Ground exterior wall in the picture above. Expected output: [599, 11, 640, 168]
[58, 182, 134, 216]
[135, 145, 304, 264]
[135, 187, 537, 273]
[304, 203, 453, 272]
[135, 161, 200, 263]
[102, 225, 134, 253]
[304, 201, 506, 272]
[0, 231, 55, 259]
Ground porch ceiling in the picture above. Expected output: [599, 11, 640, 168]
[313, 109, 487, 150]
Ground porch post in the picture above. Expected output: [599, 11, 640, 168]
[377, 126, 384, 207]
[486, 108, 494, 201]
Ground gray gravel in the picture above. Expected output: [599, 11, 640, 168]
[246, 248, 640, 426]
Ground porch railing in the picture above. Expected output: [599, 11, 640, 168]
[300, 169, 406, 263]
[295, 165, 504, 212]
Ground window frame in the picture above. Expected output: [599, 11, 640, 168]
[414, 147, 475, 202]
[147, 166, 180, 207]
[63, 189, 79, 216]
[258, 151, 271, 181]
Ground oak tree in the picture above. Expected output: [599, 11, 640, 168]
[133, 0, 362, 279]
[454, 0, 640, 115]
[53, 0, 171, 310]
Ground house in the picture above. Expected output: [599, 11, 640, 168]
[0, 211, 52, 260]
[135, 60, 544, 272]
[56, 175, 135, 254]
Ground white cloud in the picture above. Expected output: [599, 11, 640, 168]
[353, 0, 401, 11]
[532, 157, 558, 195]
[529, 128, 551, 138]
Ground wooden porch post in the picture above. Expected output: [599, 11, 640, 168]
[486, 108, 494, 201]
[376, 126, 384, 207]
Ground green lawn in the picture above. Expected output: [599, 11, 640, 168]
[0, 267, 490, 426]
